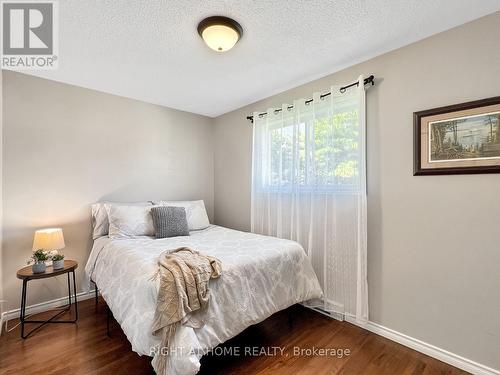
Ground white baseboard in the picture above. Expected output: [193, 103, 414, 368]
[1, 289, 97, 325]
[344, 315, 499, 375]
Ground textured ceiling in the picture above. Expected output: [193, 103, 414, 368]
[26, 0, 500, 117]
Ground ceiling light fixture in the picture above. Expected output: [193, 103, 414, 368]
[197, 16, 243, 52]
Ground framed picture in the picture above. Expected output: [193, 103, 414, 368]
[414, 96, 500, 175]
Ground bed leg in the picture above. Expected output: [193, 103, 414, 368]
[287, 308, 293, 329]
[106, 305, 111, 337]
[93, 281, 98, 306]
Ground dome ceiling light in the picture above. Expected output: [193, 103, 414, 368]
[197, 16, 243, 52]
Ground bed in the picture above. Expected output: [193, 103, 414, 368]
[85, 224, 322, 374]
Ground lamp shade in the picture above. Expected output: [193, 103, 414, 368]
[32, 228, 65, 251]
[201, 25, 239, 52]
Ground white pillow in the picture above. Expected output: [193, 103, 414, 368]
[106, 205, 155, 239]
[91, 201, 151, 239]
[152, 200, 210, 231]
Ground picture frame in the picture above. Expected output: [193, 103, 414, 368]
[414, 96, 500, 175]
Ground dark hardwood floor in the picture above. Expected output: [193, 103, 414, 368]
[0, 297, 468, 374]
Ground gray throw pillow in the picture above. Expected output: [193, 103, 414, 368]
[151, 206, 190, 238]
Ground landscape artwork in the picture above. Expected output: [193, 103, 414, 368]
[429, 111, 500, 162]
[414, 97, 500, 175]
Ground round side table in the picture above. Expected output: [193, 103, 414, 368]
[16, 260, 78, 338]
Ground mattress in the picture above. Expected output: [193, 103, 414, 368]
[85, 225, 322, 374]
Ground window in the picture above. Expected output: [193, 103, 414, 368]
[256, 98, 361, 192]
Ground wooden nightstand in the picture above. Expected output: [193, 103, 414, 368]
[16, 260, 78, 338]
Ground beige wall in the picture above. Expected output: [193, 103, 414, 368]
[213, 13, 500, 370]
[1, 71, 214, 310]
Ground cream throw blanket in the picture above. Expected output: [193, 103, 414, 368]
[151, 247, 222, 374]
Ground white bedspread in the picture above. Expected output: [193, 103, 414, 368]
[85, 225, 322, 374]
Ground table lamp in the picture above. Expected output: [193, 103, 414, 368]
[32, 228, 66, 271]
[33, 228, 65, 251]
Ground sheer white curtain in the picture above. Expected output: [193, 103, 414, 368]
[251, 76, 368, 323]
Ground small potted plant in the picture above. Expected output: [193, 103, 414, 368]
[51, 252, 65, 270]
[28, 249, 49, 274]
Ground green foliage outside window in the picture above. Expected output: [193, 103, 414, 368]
[267, 109, 359, 189]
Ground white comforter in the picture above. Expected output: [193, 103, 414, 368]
[85, 225, 322, 374]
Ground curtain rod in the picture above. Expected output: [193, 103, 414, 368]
[246, 75, 375, 123]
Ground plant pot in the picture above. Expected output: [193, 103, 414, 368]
[32, 262, 46, 274]
[53, 259, 65, 270]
